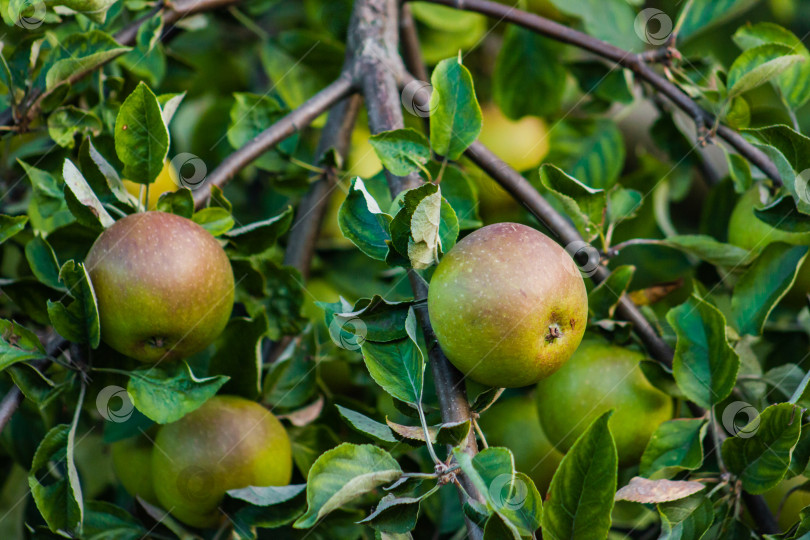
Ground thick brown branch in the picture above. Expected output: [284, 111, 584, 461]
[283, 94, 362, 276]
[192, 75, 354, 208]
[350, 1, 483, 538]
[411, 0, 783, 186]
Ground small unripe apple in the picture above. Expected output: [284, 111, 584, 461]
[85, 211, 234, 362]
[535, 339, 673, 466]
[151, 395, 293, 528]
[111, 432, 158, 504]
[427, 223, 588, 388]
[728, 187, 810, 305]
[123, 160, 179, 210]
[760, 474, 810, 531]
[477, 394, 563, 494]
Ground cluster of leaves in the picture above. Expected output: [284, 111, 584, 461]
[4, 0, 810, 539]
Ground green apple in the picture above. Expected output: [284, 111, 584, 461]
[111, 432, 158, 504]
[85, 211, 234, 362]
[427, 223, 588, 388]
[152, 395, 293, 528]
[728, 187, 810, 305]
[535, 339, 673, 466]
[477, 394, 563, 494]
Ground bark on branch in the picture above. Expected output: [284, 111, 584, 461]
[410, 0, 783, 186]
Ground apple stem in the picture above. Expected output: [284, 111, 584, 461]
[472, 417, 489, 449]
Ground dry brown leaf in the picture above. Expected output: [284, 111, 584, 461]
[615, 476, 704, 503]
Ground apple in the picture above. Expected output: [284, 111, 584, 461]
[728, 187, 810, 305]
[111, 432, 158, 504]
[85, 211, 234, 362]
[477, 394, 563, 494]
[535, 339, 673, 466]
[123, 160, 179, 210]
[151, 395, 293, 528]
[427, 222, 588, 388]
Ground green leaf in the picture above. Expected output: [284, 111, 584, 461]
[388, 183, 458, 269]
[731, 243, 809, 336]
[264, 330, 318, 409]
[369, 128, 430, 177]
[733, 22, 810, 109]
[658, 235, 755, 267]
[606, 187, 643, 223]
[209, 312, 269, 400]
[53, 0, 116, 23]
[126, 362, 229, 424]
[338, 177, 394, 261]
[47, 260, 100, 348]
[335, 405, 398, 444]
[25, 235, 62, 290]
[545, 118, 625, 189]
[546, 0, 640, 51]
[360, 309, 425, 405]
[743, 125, 810, 212]
[156, 188, 194, 218]
[666, 295, 739, 409]
[754, 196, 810, 233]
[429, 57, 483, 160]
[359, 488, 438, 533]
[62, 159, 115, 229]
[82, 501, 146, 539]
[28, 393, 84, 535]
[0, 319, 46, 373]
[542, 411, 617, 540]
[114, 82, 170, 184]
[294, 443, 402, 529]
[722, 403, 802, 494]
[225, 206, 294, 255]
[676, 0, 759, 40]
[228, 484, 307, 505]
[0, 215, 28, 244]
[726, 152, 753, 193]
[324, 295, 411, 343]
[657, 493, 715, 540]
[540, 164, 606, 240]
[493, 26, 566, 118]
[79, 139, 132, 206]
[192, 207, 235, 236]
[47, 106, 101, 148]
[640, 418, 708, 478]
[727, 44, 804, 99]
[44, 31, 130, 91]
[589, 265, 634, 320]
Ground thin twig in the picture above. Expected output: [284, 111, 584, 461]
[410, 0, 783, 186]
[283, 94, 362, 276]
[192, 75, 355, 208]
